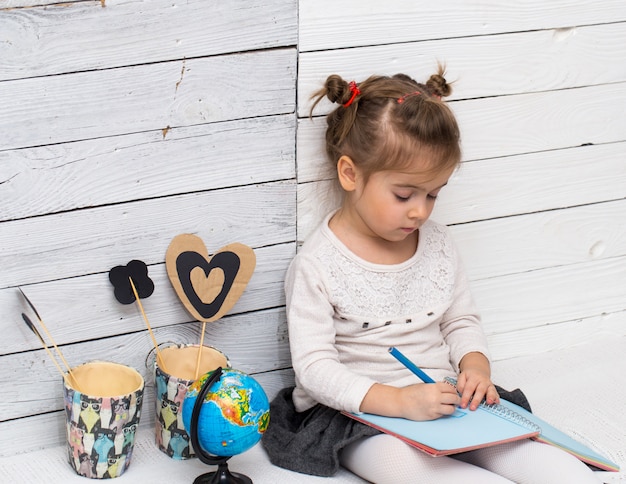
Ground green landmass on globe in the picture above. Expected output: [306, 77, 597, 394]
[182, 368, 270, 457]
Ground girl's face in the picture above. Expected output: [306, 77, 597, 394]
[349, 157, 453, 243]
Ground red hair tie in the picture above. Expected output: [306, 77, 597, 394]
[343, 81, 361, 108]
[397, 91, 421, 104]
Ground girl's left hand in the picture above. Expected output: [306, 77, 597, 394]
[456, 352, 500, 410]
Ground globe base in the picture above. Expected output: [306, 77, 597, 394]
[193, 462, 253, 484]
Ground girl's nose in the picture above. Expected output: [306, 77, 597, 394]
[408, 200, 428, 220]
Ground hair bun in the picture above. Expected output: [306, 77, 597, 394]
[324, 74, 353, 105]
[426, 72, 452, 98]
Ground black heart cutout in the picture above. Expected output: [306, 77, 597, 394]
[175, 250, 241, 320]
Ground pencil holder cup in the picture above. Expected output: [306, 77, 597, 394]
[63, 361, 144, 479]
[151, 344, 229, 459]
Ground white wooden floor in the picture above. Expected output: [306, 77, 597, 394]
[2, 331, 624, 483]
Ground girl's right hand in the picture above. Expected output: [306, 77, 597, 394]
[360, 382, 460, 421]
[398, 382, 461, 421]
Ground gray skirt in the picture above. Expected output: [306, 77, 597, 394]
[261, 387, 380, 476]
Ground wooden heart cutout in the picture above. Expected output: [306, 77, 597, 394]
[165, 234, 256, 322]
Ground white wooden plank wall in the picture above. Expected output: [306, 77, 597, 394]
[0, 0, 297, 455]
[1, 0, 625, 460]
[297, 1, 626, 362]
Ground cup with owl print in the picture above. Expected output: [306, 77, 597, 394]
[151, 343, 229, 459]
[63, 360, 144, 479]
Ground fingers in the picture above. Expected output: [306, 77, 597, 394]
[436, 382, 461, 416]
[486, 385, 500, 405]
[460, 381, 500, 410]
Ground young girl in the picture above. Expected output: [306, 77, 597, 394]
[263, 68, 599, 483]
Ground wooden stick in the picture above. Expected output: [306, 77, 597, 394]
[194, 321, 207, 380]
[129, 277, 169, 374]
[22, 313, 79, 390]
[19, 288, 82, 391]
[36, 311, 82, 391]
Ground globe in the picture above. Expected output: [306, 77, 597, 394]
[182, 368, 270, 458]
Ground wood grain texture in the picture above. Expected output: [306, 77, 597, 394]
[0, 114, 295, 221]
[298, 22, 626, 115]
[451, 199, 626, 281]
[487, 310, 626, 361]
[300, 0, 626, 51]
[474, 255, 626, 336]
[454, 83, 626, 162]
[1, 0, 82, 8]
[0, 48, 296, 151]
[297, 142, 626, 241]
[0, 306, 289, 421]
[431, 143, 626, 225]
[0, 181, 296, 288]
[2, 243, 294, 354]
[0, 0, 297, 80]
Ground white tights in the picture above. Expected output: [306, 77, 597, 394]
[340, 434, 601, 484]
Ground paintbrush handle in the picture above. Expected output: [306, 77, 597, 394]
[19, 287, 83, 391]
[22, 314, 73, 389]
[37, 320, 82, 391]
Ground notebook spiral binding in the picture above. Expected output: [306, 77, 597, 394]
[480, 401, 541, 432]
[444, 377, 541, 433]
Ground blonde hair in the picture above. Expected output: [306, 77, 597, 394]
[310, 67, 461, 183]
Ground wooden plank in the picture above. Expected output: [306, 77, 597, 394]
[298, 22, 626, 116]
[1, 0, 82, 8]
[0, 369, 295, 456]
[0, 180, 296, 288]
[0, 412, 66, 458]
[2, 243, 294, 354]
[455, 83, 626, 162]
[451, 200, 626, 281]
[474, 256, 626, 336]
[488, 311, 626, 361]
[297, 143, 626, 241]
[297, 83, 626, 186]
[300, 0, 626, 51]
[0, 48, 296, 151]
[432, 143, 626, 225]
[0, 114, 295, 221]
[296, 179, 340, 244]
[0, 306, 289, 421]
[0, 0, 297, 80]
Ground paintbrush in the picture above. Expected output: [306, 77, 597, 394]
[128, 277, 169, 374]
[19, 288, 82, 391]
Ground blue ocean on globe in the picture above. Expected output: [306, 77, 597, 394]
[182, 368, 270, 457]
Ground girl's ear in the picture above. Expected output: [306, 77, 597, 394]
[337, 155, 358, 192]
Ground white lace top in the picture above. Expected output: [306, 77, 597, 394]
[286, 212, 490, 413]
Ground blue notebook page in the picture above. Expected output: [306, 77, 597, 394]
[346, 403, 540, 456]
[496, 399, 619, 472]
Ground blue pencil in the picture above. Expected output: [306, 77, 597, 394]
[388, 347, 435, 383]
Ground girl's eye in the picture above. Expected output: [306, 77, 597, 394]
[427, 193, 438, 200]
[395, 194, 410, 202]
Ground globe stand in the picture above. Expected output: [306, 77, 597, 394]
[192, 462, 252, 484]
[189, 367, 254, 484]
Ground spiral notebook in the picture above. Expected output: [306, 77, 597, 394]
[345, 384, 619, 472]
[345, 399, 540, 456]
